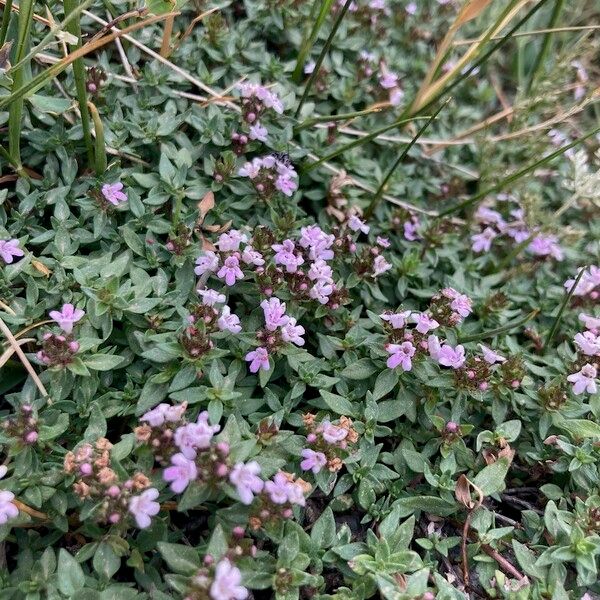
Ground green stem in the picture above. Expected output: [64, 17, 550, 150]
[436, 125, 600, 218]
[0, 0, 13, 47]
[526, 0, 565, 92]
[364, 99, 450, 220]
[305, 116, 431, 173]
[543, 266, 587, 350]
[294, 106, 387, 132]
[87, 101, 107, 176]
[294, 0, 352, 118]
[64, 0, 95, 168]
[495, 232, 536, 274]
[7, 0, 34, 172]
[458, 310, 540, 343]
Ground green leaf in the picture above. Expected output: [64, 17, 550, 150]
[557, 419, 600, 439]
[372, 369, 399, 401]
[319, 390, 356, 416]
[84, 354, 125, 371]
[311, 507, 336, 548]
[472, 458, 511, 496]
[157, 542, 200, 575]
[93, 542, 121, 580]
[57, 549, 86, 595]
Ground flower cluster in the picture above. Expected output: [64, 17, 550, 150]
[186, 557, 249, 600]
[238, 154, 298, 198]
[2, 404, 38, 446]
[566, 313, 600, 396]
[565, 266, 600, 300]
[36, 333, 80, 367]
[64, 438, 159, 528]
[237, 82, 283, 123]
[428, 287, 473, 327]
[300, 414, 359, 474]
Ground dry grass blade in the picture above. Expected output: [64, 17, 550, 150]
[0, 337, 35, 368]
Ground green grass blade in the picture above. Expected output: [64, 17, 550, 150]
[0, 0, 13, 47]
[437, 125, 600, 218]
[304, 116, 432, 173]
[543, 266, 587, 350]
[294, 0, 353, 119]
[292, 0, 334, 84]
[458, 309, 540, 343]
[364, 99, 450, 220]
[294, 106, 387, 132]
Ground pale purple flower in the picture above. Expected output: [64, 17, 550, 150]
[128, 488, 160, 528]
[403, 220, 419, 241]
[574, 331, 600, 356]
[101, 182, 127, 205]
[210, 559, 248, 600]
[475, 206, 505, 227]
[308, 259, 333, 283]
[379, 65, 398, 89]
[310, 280, 333, 304]
[286, 480, 306, 506]
[49, 303, 85, 334]
[249, 122, 268, 143]
[217, 256, 244, 286]
[174, 412, 220, 459]
[389, 87, 404, 106]
[272, 239, 304, 273]
[239, 82, 283, 114]
[229, 461, 263, 505]
[245, 347, 270, 373]
[299, 225, 335, 261]
[0, 490, 19, 525]
[275, 175, 298, 197]
[261, 297, 289, 331]
[567, 364, 598, 395]
[579, 313, 600, 331]
[0, 239, 24, 264]
[471, 228, 497, 253]
[507, 227, 531, 243]
[304, 60, 316, 74]
[195, 251, 219, 276]
[281, 317, 305, 346]
[528, 234, 563, 261]
[198, 288, 226, 306]
[380, 310, 412, 329]
[321, 420, 348, 444]
[348, 215, 370, 234]
[373, 255, 392, 276]
[386, 341, 416, 371]
[405, 1, 417, 14]
[241, 246, 264, 266]
[0, 466, 7, 479]
[300, 449, 327, 474]
[565, 266, 600, 296]
[450, 294, 472, 319]
[218, 306, 242, 334]
[412, 313, 440, 334]
[264, 472, 292, 504]
[238, 160, 261, 179]
[141, 403, 186, 427]
[441, 287, 459, 299]
[478, 344, 506, 364]
[376, 236, 391, 248]
[163, 453, 198, 493]
[217, 230, 248, 252]
[429, 336, 465, 368]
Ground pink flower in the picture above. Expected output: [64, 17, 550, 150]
[386, 341, 415, 371]
[195, 251, 219, 276]
[217, 230, 248, 252]
[128, 488, 160, 528]
[0, 239, 25, 264]
[141, 403, 186, 427]
[308, 259, 333, 283]
[405, 1, 417, 14]
[528, 235, 563, 261]
[217, 256, 244, 286]
[299, 225, 335, 261]
[300, 449, 327, 474]
[310, 280, 333, 304]
[241, 246, 264, 266]
[163, 453, 198, 493]
[478, 344, 506, 364]
[210, 559, 248, 600]
[348, 215, 370, 234]
[380, 310, 412, 329]
[229, 461, 263, 505]
[174, 412, 220, 459]
[218, 306, 242, 334]
[245, 347, 270, 373]
[471, 228, 497, 253]
[275, 175, 298, 197]
[101, 182, 127, 205]
[376, 236, 391, 248]
[281, 317, 305, 346]
[412, 313, 439, 334]
[428, 336, 465, 368]
[0, 490, 18, 525]
[579, 313, 600, 331]
[574, 332, 600, 356]
[261, 297, 289, 331]
[321, 420, 348, 444]
[567, 364, 597, 395]
[272, 240, 304, 273]
[198, 288, 226, 306]
[249, 122, 268, 142]
[238, 160, 261, 179]
[49, 303, 85, 334]
[450, 294, 472, 319]
[403, 220, 419, 241]
[565, 266, 600, 297]
[264, 472, 293, 504]
[373, 255, 392, 276]
[379, 64, 398, 89]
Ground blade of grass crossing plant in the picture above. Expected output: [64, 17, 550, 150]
[294, 106, 386, 132]
[88, 101, 107, 176]
[8, 0, 34, 172]
[64, 0, 95, 167]
[364, 99, 450, 220]
[526, 0, 565, 92]
[544, 267, 587, 350]
[292, 0, 334, 84]
[458, 310, 540, 343]
[437, 125, 600, 218]
[294, 0, 353, 118]
[304, 116, 431, 172]
[0, 0, 13, 47]
[413, 0, 552, 117]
